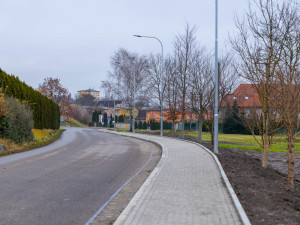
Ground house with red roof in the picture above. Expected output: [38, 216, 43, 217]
[220, 84, 300, 128]
[221, 84, 261, 109]
[220, 84, 264, 121]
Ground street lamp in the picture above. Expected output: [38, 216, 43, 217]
[214, 0, 219, 154]
[133, 34, 164, 136]
[113, 93, 116, 131]
[132, 64, 136, 133]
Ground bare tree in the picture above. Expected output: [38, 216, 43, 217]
[147, 53, 167, 109]
[237, 104, 282, 148]
[164, 56, 180, 135]
[173, 23, 197, 138]
[103, 48, 150, 131]
[230, 0, 290, 168]
[205, 53, 237, 145]
[218, 54, 237, 107]
[76, 94, 95, 107]
[268, 1, 300, 187]
[189, 47, 214, 142]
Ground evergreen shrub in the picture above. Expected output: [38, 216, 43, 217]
[0, 96, 34, 143]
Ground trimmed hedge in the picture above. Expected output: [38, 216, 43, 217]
[0, 68, 60, 129]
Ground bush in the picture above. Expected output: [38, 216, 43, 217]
[223, 100, 250, 134]
[0, 96, 34, 143]
[72, 107, 90, 125]
[150, 121, 160, 130]
[103, 113, 108, 126]
[0, 69, 60, 129]
[119, 115, 124, 123]
[92, 110, 100, 126]
[88, 122, 95, 127]
[142, 121, 147, 129]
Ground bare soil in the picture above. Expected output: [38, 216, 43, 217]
[162, 132, 300, 225]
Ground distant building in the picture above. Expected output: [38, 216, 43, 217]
[78, 88, 100, 101]
[95, 100, 123, 108]
[221, 84, 261, 109]
[221, 83, 300, 128]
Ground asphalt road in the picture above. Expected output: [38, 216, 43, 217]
[0, 128, 154, 225]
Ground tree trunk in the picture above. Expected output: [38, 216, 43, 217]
[198, 117, 203, 142]
[286, 126, 295, 188]
[129, 110, 133, 132]
[181, 117, 185, 139]
[262, 93, 269, 168]
[172, 119, 175, 136]
[211, 127, 214, 145]
[262, 125, 268, 168]
[210, 122, 214, 145]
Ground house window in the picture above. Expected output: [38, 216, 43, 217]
[233, 96, 237, 100]
[245, 97, 249, 100]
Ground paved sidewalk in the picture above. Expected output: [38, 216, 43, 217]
[101, 131, 250, 225]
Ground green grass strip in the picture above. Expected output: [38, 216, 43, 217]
[0, 129, 65, 157]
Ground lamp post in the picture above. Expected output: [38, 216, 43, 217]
[132, 64, 136, 133]
[114, 93, 116, 131]
[214, 0, 219, 154]
[133, 35, 164, 137]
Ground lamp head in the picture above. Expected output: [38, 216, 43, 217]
[133, 35, 142, 37]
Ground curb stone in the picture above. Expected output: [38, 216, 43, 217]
[100, 130, 251, 225]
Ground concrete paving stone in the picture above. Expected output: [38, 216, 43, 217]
[100, 131, 250, 225]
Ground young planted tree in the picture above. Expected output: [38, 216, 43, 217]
[164, 56, 180, 135]
[268, 1, 300, 187]
[235, 93, 282, 149]
[148, 53, 167, 112]
[230, 0, 289, 168]
[173, 23, 197, 138]
[189, 47, 214, 142]
[205, 53, 237, 145]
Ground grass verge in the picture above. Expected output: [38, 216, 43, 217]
[60, 118, 87, 127]
[0, 129, 64, 157]
[134, 129, 300, 153]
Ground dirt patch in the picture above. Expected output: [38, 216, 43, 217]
[245, 151, 300, 182]
[157, 132, 300, 225]
[213, 145, 300, 225]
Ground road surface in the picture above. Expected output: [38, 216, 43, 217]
[0, 128, 154, 225]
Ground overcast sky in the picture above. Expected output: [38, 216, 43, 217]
[0, 0, 248, 97]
